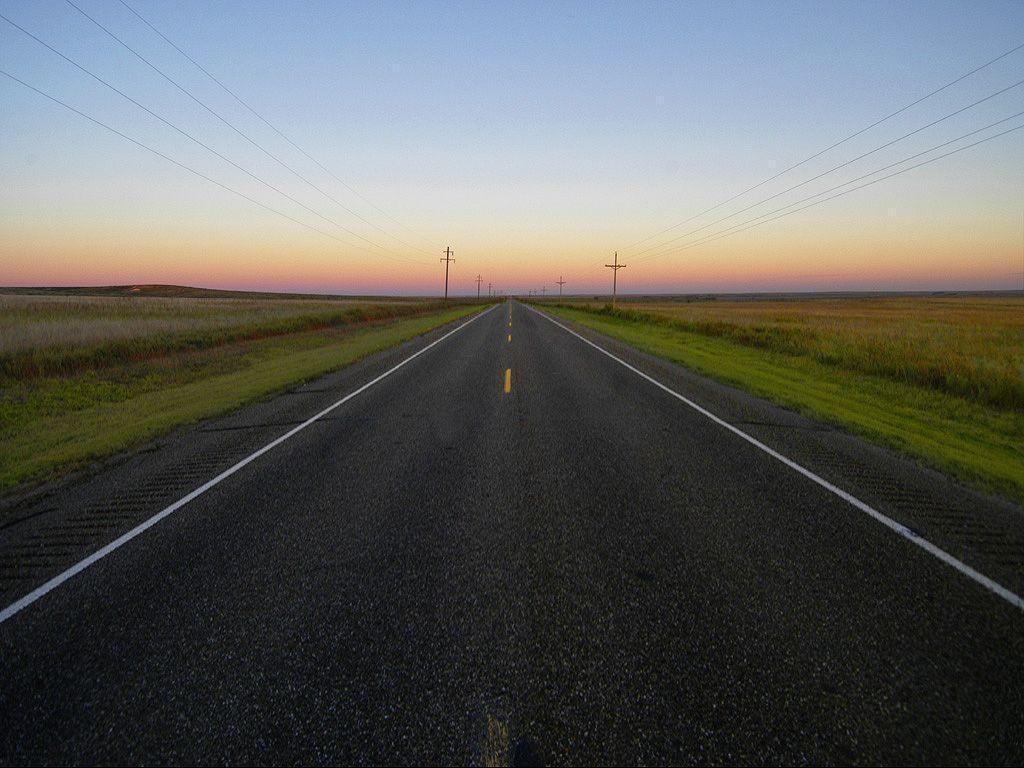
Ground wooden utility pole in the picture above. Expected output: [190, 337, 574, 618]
[488, 282, 493, 297]
[476, 274, 483, 299]
[556, 276, 566, 296]
[541, 286, 546, 297]
[441, 246, 455, 302]
[602, 252, 626, 307]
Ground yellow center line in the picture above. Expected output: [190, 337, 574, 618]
[484, 714, 510, 768]
[507, 333, 511, 342]
[504, 368, 512, 394]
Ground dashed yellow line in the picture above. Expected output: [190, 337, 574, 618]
[504, 303, 513, 396]
[484, 714, 510, 767]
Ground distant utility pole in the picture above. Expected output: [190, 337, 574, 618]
[605, 251, 627, 307]
[541, 286, 546, 296]
[556, 276, 566, 296]
[488, 282, 493, 297]
[441, 246, 455, 302]
[476, 274, 483, 300]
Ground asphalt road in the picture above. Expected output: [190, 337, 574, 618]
[1, 300, 1022, 765]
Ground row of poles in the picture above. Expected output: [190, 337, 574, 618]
[441, 246, 627, 306]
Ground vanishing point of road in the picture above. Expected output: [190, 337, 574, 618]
[1, 301, 1021, 765]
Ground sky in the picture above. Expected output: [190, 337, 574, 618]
[1, 0, 1022, 296]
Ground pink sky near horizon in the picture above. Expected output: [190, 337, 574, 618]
[3, 204, 1020, 295]
[2, 0, 1023, 297]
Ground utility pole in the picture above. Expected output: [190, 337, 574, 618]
[556, 276, 566, 296]
[476, 274, 483, 300]
[488, 282, 493, 297]
[541, 286, 546, 297]
[605, 251, 626, 307]
[441, 246, 455, 302]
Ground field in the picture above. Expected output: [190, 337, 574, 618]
[0, 288, 484, 494]
[540, 294, 1024, 502]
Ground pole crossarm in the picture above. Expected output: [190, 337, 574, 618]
[441, 246, 455, 302]
[604, 252, 626, 306]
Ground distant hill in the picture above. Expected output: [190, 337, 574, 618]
[0, 285, 425, 301]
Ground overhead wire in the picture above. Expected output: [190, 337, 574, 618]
[116, 0, 444, 252]
[63, 0, 435, 260]
[620, 40, 1024, 255]
[0, 69, 431, 268]
[635, 109, 1024, 263]
[0, 12, 431, 266]
[633, 120, 1024, 263]
[629, 77, 1024, 261]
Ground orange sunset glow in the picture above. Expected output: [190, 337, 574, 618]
[1, 0, 1022, 294]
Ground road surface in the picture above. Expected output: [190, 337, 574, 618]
[1, 301, 1021, 765]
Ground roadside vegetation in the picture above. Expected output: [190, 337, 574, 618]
[0, 289, 485, 494]
[2, 293, 421, 377]
[539, 295, 1024, 502]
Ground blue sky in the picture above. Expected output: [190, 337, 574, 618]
[1, 0, 1022, 294]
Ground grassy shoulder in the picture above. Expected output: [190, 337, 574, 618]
[540, 304, 1024, 504]
[0, 304, 483, 494]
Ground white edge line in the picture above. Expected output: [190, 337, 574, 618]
[525, 303, 1024, 611]
[0, 304, 500, 625]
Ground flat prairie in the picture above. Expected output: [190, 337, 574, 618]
[593, 295, 1024, 409]
[541, 294, 1024, 501]
[0, 289, 482, 493]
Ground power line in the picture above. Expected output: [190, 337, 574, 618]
[633, 121, 1024, 264]
[0, 68, 431, 268]
[0, 12, 430, 266]
[441, 247, 455, 302]
[634, 110, 1024, 265]
[621, 40, 1024, 254]
[630, 77, 1024, 262]
[115, 0, 444, 252]
[634, 110, 1024, 263]
[604, 252, 626, 306]
[62, 0, 433, 260]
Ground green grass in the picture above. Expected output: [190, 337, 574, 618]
[551, 295, 1024, 409]
[0, 299, 484, 493]
[541, 303, 1024, 504]
[0, 293, 435, 375]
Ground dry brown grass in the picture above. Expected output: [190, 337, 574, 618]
[543, 296, 1024, 500]
[565, 295, 1024, 410]
[0, 294, 443, 379]
[0, 294, 397, 354]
